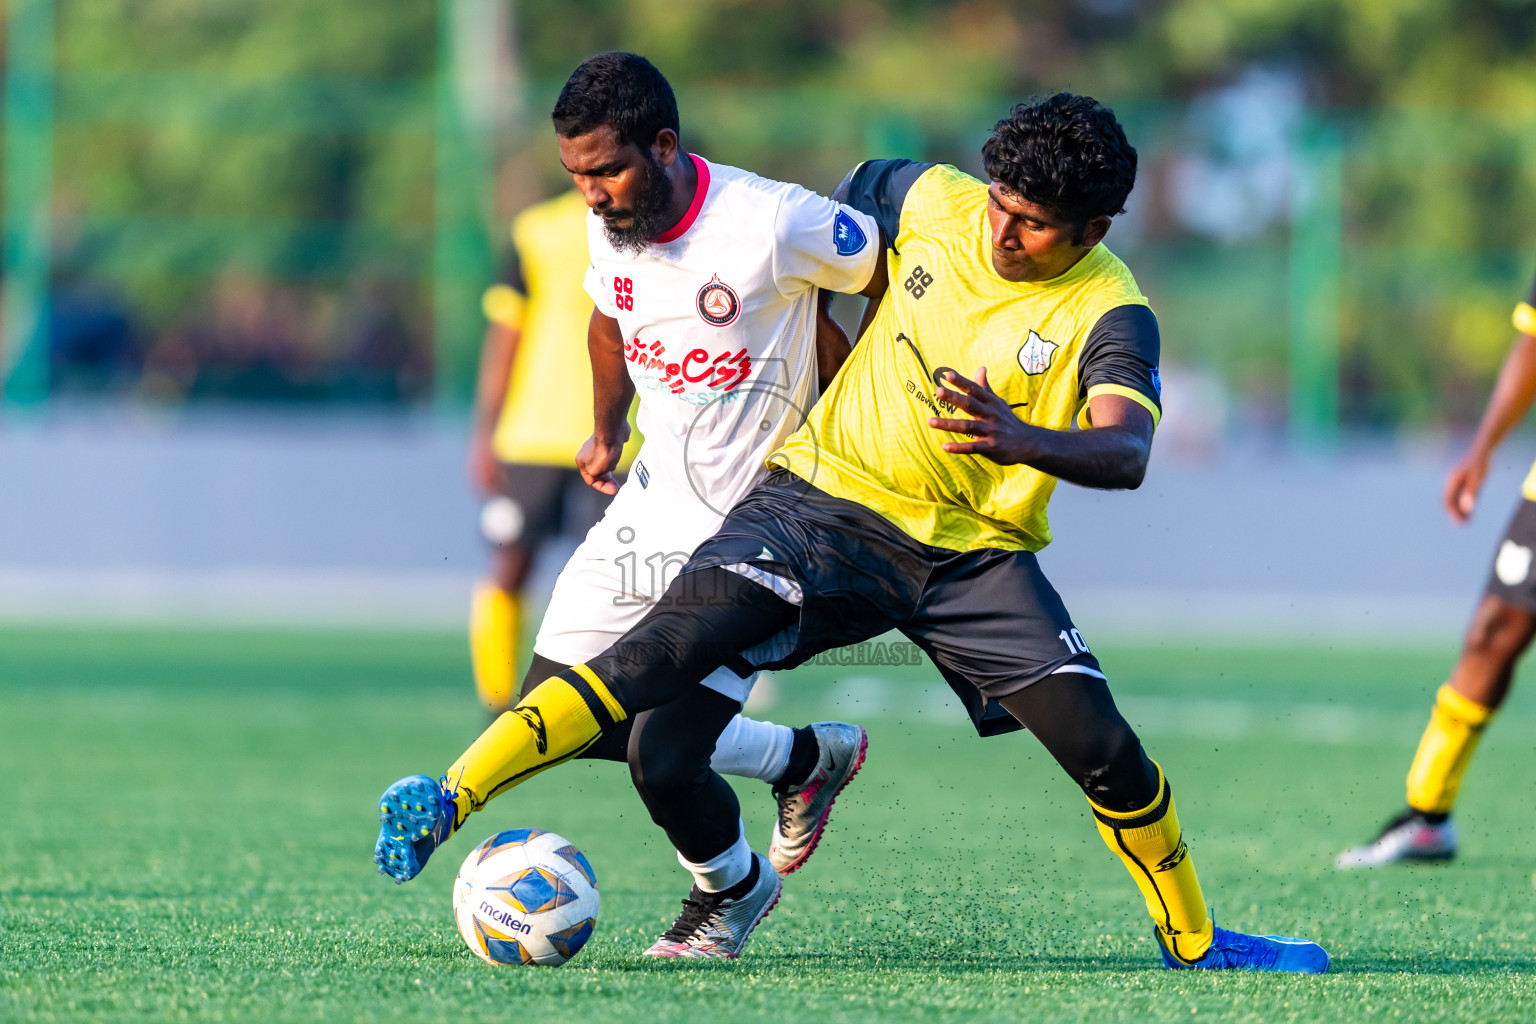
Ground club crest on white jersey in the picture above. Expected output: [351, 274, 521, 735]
[696, 275, 741, 326]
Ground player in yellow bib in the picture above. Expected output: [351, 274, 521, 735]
[396, 93, 1330, 969]
[467, 190, 617, 713]
[1338, 274, 1536, 867]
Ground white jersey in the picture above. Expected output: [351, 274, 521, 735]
[583, 154, 880, 529]
[535, 156, 878, 701]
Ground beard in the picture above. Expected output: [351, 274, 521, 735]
[600, 152, 677, 253]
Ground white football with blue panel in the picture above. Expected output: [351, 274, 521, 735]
[451, 828, 600, 966]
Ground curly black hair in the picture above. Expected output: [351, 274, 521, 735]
[552, 52, 680, 150]
[981, 93, 1137, 225]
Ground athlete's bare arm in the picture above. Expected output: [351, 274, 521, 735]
[813, 221, 887, 374]
[577, 308, 633, 495]
[850, 239, 890, 343]
[1445, 331, 1536, 523]
[930, 368, 1153, 489]
[814, 292, 852, 388]
[468, 320, 520, 494]
[829, 169, 891, 344]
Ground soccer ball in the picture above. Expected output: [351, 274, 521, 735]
[451, 828, 599, 966]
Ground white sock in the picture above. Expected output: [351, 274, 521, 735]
[677, 820, 753, 893]
[710, 715, 793, 783]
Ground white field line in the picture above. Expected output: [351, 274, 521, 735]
[817, 677, 1499, 746]
[0, 571, 1474, 645]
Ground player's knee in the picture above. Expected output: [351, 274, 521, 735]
[1465, 599, 1536, 663]
[489, 545, 528, 593]
[1073, 722, 1157, 811]
[628, 741, 709, 806]
[517, 654, 569, 703]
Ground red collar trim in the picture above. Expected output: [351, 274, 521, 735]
[653, 154, 709, 244]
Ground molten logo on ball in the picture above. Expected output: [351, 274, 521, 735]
[453, 829, 600, 967]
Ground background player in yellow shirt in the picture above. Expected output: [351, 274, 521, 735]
[394, 92, 1330, 969]
[467, 190, 611, 713]
[1338, 277, 1536, 867]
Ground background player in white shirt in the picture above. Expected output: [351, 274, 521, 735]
[375, 55, 884, 952]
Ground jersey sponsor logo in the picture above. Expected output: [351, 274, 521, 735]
[635, 460, 650, 489]
[903, 265, 934, 299]
[904, 378, 957, 418]
[614, 276, 635, 311]
[696, 274, 741, 326]
[833, 209, 868, 256]
[1496, 539, 1532, 586]
[896, 332, 957, 417]
[624, 335, 752, 394]
[1150, 365, 1162, 397]
[1017, 330, 1059, 375]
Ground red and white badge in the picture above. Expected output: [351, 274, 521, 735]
[696, 275, 741, 327]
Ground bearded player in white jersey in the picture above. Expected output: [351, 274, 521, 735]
[375, 53, 882, 952]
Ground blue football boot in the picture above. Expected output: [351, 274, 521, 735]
[1157, 925, 1330, 973]
[374, 774, 462, 883]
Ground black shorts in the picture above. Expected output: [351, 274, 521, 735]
[685, 469, 1103, 738]
[1484, 498, 1536, 613]
[483, 463, 610, 550]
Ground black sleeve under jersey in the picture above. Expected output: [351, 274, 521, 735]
[1077, 304, 1162, 413]
[499, 242, 528, 297]
[838, 159, 939, 249]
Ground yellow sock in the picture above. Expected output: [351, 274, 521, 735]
[1406, 684, 1495, 814]
[470, 583, 521, 712]
[1090, 765, 1214, 963]
[445, 664, 627, 828]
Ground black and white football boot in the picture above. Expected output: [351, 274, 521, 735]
[643, 852, 781, 959]
[1336, 808, 1458, 868]
[769, 721, 868, 875]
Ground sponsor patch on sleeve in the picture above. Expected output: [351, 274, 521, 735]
[833, 209, 868, 256]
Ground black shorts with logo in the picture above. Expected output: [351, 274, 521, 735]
[486, 463, 610, 550]
[1484, 498, 1536, 613]
[684, 468, 1103, 738]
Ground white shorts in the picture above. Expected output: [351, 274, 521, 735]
[532, 472, 759, 704]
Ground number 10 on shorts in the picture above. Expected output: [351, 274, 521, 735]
[1059, 628, 1090, 655]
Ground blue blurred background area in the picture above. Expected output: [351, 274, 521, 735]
[5, 0, 1536, 639]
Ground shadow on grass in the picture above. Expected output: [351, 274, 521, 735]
[594, 950, 1154, 975]
[578, 948, 1536, 978]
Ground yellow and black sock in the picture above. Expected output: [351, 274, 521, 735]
[470, 582, 521, 713]
[1089, 765, 1213, 963]
[1406, 684, 1495, 815]
[446, 664, 627, 828]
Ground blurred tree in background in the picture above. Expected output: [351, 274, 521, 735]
[6, 0, 1536, 433]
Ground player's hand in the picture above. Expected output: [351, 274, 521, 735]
[468, 430, 500, 496]
[1444, 448, 1490, 525]
[928, 367, 1033, 464]
[577, 428, 628, 495]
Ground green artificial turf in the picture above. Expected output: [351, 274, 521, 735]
[3, 627, 1536, 1022]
